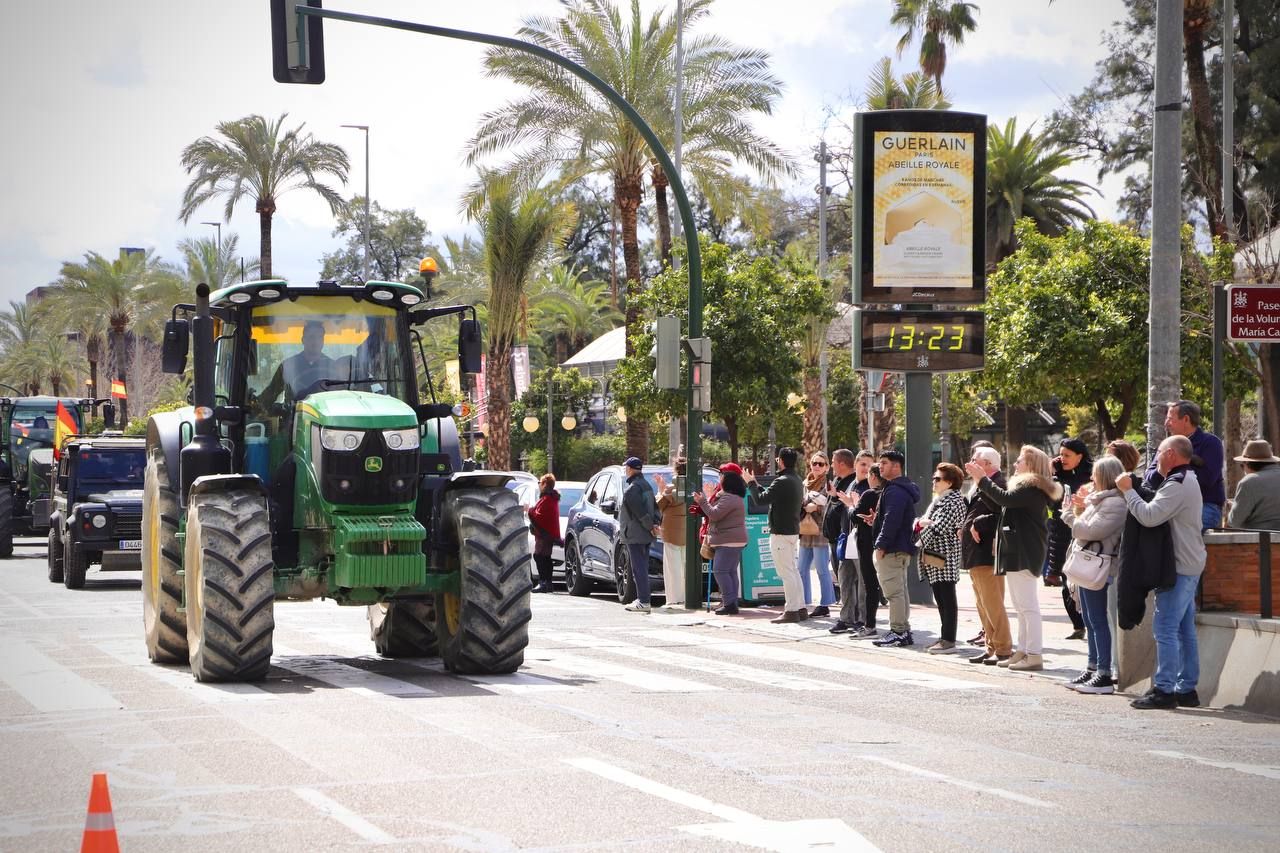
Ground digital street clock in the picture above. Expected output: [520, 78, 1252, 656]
[854, 309, 985, 373]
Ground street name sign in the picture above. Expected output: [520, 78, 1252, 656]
[1227, 284, 1280, 342]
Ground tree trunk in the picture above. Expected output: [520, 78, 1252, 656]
[50, 377, 61, 396]
[257, 198, 276, 279]
[725, 414, 739, 463]
[87, 336, 99, 402]
[485, 346, 513, 471]
[111, 326, 129, 427]
[1004, 404, 1027, 463]
[874, 377, 898, 452]
[652, 164, 672, 268]
[1262, 343, 1280, 448]
[1225, 396, 1244, 497]
[615, 172, 649, 461]
[802, 368, 824, 457]
[1183, 2, 1225, 237]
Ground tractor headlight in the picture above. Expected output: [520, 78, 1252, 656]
[381, 428, 419, 450]
[320, 428, 365, 451]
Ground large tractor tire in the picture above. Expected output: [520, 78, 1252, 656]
[435, 487, 531, 674]
[47, 526, 63, 583]
[184, 487, 275, 682]
[142, 448, 188, 663]
[63, 543, 89, 590]
[368, 600, 438, 657]
[0, 487, 12, 558]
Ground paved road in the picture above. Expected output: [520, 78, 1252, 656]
[2, 537, 1279, 852]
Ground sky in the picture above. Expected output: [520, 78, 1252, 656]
[0, 0, 1135, 305]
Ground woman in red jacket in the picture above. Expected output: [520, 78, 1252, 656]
[529, 474, 562, 593]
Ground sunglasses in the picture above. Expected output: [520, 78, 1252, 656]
[811, 461, 827, 467]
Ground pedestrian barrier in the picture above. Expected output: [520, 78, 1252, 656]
[80, 772, 119, 853]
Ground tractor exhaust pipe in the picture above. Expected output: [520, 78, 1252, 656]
[180, 283, 231, 498]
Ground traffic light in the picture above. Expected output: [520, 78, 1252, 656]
[648, 315, 681, 390]
[270, 0, 326, 84]
[687, 337, 712, 412]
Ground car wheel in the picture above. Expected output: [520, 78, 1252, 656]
[613, 547, 637, 605]
[564, 539, 594, 597]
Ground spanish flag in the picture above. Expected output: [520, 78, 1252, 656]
[111, 378, 127, 399]
[54, 401, 77, 458]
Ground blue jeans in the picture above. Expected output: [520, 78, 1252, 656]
[1202, 503, 1222, 532]
[1153, 573, 1200, 694]
[711, 546, 743, 607]
[1078, 584, 1112, 673]
[798, 544, 836, 606]
[628, 543, 651, 604]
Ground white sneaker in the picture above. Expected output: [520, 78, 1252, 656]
[658, 603, 685, 613]
[624, 600, 651, 613]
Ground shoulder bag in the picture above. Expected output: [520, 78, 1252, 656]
[1063, 540, 1112, 590]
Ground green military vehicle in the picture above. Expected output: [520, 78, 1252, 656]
[144, 279, 530, 682]
[0, 396, 95, 556]
[48, 433, 145, 589]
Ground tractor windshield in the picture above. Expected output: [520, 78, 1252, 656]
[247, 296, 410, 411]
[10, 404, 68, 473]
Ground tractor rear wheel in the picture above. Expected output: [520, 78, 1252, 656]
[184, 487, 275, 682]
[368, 600, 438, 657]
[436, 487, 531, 674]
[47, 526, 63, 583]
[143, 448, 187, 663]
[63, 543, 89, 589]
[0, 487, 12, 558]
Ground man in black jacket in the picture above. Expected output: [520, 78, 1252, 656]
[746, 446, 807, 623]
[826, 449, 866, 633]
[961, 446, 1012, 664]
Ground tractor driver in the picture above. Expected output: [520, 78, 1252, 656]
[260, 319, 336, 406]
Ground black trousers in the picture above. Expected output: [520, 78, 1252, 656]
[931, 580, 958, 642]
[861, 559, 882, 628]
[533, 553, 554, 587]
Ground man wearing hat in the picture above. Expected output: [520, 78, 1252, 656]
[619, 456, 661, 613]
[1227, 439, 1280, 532]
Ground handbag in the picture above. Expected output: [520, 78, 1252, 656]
[920, 549, 946, 570]
[799, 512, 821, 537]
[700, 540, 715, 560]
[1063, 540, 1112, 591]
[834, 532, 849, 561]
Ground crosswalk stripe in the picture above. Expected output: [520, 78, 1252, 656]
[272, 644, 438, 699]
[628, 628, 983, 691]
[94, 640, 274, 704]
[539, 630, 858, 692]
[528, 649, 721, 693]
[1, 638, 121, 712]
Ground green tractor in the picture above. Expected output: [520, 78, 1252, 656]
[0, 395, 100, 556]
[144, 279, 530, 682]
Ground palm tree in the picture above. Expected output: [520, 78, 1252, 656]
[889, 0, 979, 88]
[986, 118, 1097, 265]
[465, 173, 576, 471]
[47, 250, 183, 425]
[529, 265, 622, 364]
[178, 233, 259, 290]
[0, 301, 46, 395]
[467, 0, 789, 458]
[39, 335, 79, 397]
[179, 113, 349, 278]
[862, 57, 952, 110]
[43, 297, 108, 404]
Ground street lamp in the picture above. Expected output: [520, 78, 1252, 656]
[200, 221, 222, 253]
[340, 123, 370, 280]
[522, 375, 578, 476]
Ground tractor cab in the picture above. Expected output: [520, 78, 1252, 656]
[0, 396, 95, 554]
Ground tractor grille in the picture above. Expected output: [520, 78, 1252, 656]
[314, 427, 419, 506]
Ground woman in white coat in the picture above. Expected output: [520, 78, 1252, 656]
[1060, 455, 1128, 695]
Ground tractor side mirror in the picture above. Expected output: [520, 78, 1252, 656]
[102, 402, 115, 430]
[458, 318, 482, 375]
[415, 403, 455, 421]
[214, 406, 244, 426]
[162, 319, 190, 374]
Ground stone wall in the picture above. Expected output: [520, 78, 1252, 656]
[1202, 532, 1279, 616]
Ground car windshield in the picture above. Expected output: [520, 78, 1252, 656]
[558, 487, 584, 512]
[247, 296, 409, 409]
[77, 449, 145, 486]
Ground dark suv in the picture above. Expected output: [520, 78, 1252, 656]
[563, 464, 718, 603]
[48, 435, 146, 589]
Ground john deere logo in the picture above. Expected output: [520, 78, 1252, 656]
[365, 457, 383, 473]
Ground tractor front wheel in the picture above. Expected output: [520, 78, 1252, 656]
[184, 487, 275, 682]
[368, 600, 438, 657]
[435, 487, 531, 674]
[143, 448, 187, 663]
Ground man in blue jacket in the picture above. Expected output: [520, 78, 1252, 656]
[1144, 400, 1224, 531]
[871, 450, 922, 647]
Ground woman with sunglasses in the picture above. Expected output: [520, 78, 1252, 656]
[798, 454, 837, 616]
[913, 463, 967, 652]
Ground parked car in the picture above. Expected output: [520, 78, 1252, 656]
[563, 464, 718, 602]
[512, 478, 586, 583]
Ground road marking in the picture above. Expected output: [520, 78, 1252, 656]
[540, 630, 858, 692]
[1150, 750, 1280, 781]
[530, 650, 720, 692]
[860, 756, 1057, 808]
[0, 587, 45, 618]
[272, 644, 438, 699]
[94, 640, 274, 703]
[631, 628, 982, 691]
[0, 638, 121, 712]
[565, 757, 880, 852]
[293, 787, 397, 844]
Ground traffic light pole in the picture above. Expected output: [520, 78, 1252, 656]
[292, 4, 707, 609]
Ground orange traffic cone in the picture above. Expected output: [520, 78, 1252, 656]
[80, 772, 120, 853]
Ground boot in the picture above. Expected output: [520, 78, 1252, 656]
[998, 650, 1026, 669]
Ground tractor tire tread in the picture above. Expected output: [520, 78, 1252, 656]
[143, 449, 188, 663]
